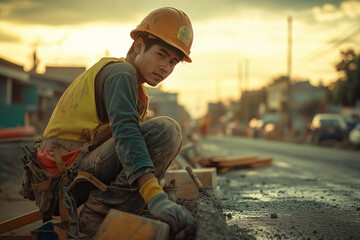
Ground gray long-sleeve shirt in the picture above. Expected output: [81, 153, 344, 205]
[95, 61, 154, 185]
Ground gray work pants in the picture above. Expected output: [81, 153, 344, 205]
[77, 116, 182, 235]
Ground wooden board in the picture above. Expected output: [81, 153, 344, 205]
[217, 157, 273, 173]
[164, 168, 217, 199]
[94, 209, 169, 240]
[0, 210, 41, 235]
[210, 156, 259, 167]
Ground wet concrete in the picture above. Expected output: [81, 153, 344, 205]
[219, 173, 360, 239]
[176, 187, 239, 240]
[198, 136, 360, 239]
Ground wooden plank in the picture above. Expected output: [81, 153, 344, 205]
[249, 158, 273, 168]
[196, 156, 212, 167]
[94, 209, 169, 240]
[216, 157, 273, 173]
[0, 235, 32, 240]
[164, 168, 217, 199]
[0, 210, 42, 234]
[217, 167, 233, 174]
[210, 156, 258, 167]
[210, 155, 258, 163]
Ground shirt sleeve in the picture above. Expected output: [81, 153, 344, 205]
[103, 62, 155, 185]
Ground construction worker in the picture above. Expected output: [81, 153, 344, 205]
[25, 7, 196, 239]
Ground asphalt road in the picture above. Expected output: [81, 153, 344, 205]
[196, 135, 360, 240]
[1, 137, 359, 239]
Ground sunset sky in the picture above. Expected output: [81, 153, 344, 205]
[0, 0, 359, 118]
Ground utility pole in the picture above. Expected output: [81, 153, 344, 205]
[245, 58, 249, 92]
[286, 16, 293, 134]
[238, 58, 250, 121]
[216, 77, 221, 102]
[244, 58, 250, 121]
[237, 60, 242, 99]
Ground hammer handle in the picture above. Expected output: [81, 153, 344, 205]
[185, 166, 204, 189]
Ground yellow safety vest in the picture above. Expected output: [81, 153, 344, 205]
[42, 57, 149, 146]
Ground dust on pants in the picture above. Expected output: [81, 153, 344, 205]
[77, 116, 182, 216]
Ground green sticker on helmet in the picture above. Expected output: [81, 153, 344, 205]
[177, 26, 191, 47]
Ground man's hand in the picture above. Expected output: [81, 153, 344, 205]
[138, 175, 196, 239]
[148, 192, 196, 239]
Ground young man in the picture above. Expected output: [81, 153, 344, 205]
[29, 7, 195, 239]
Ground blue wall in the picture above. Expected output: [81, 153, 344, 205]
[0, 78, 7, 105]
[0, 104, 26, 127]
[23, 85, 38, 106]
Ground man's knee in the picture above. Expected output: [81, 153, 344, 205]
[158, 116, 182, 148]
[141, 117, 182, 172]
[141, 116, 182, 150]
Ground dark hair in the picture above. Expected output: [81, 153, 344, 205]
[127, 32, 185, 61]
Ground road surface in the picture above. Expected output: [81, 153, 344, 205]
[197, 135, 360, 239]
[1, 137, 359, 239]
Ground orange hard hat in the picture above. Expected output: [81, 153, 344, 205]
[130, 7, 193, 62]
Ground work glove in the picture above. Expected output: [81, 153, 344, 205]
[139, 178, 196, 239]
[148, 192, 196, 239]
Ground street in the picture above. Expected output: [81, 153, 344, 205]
[197, 135, 360, 239]
[1, 137, 360, 239]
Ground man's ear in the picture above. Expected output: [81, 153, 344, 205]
[134, 38, 145, 54]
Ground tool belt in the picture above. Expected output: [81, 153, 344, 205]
[19, 139, 108, 239]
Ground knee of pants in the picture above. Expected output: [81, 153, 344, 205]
[141, 116, 182, 150]
[141, 116, 182, 168]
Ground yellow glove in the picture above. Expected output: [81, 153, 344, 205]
[139, 177, 164, 203]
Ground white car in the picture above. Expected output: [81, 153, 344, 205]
[349, 123, 360, 146]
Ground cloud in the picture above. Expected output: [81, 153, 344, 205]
[0, 30, 21, 43]
[312, 4, 344, 21]
[0, 0, 149, 25]
[312, 0, 360, 21]
[0, 0, 226, 26]
[0, 0, 353, 26]
[341, 0, 360, 18]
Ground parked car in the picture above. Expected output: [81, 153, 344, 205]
[309, 114, 348, 144]
[249, 113, 281, 138]
[225, 121, 250, 136]
[349, 123, 360, 147]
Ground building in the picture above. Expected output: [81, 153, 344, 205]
[266, 78, 326, 135]
[0, 57, 34, 128]
[0, 56, 85, 136]
[146, 86, 191, 135]
[29, 66, 85, 131]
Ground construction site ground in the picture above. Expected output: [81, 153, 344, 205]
[1, 135, 360, 239]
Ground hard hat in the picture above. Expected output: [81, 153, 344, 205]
[130, 7, 193, 62]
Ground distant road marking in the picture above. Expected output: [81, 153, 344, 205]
[202, 143, 219, 151]
[276, 161, 291, 168]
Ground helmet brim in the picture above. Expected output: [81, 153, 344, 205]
[130, 29, 192, 63]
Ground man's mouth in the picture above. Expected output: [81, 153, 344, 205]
[153, 72, 164, 81]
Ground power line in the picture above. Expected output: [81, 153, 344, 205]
[294, 24, 360, 66]
[294, 24, 359, 63]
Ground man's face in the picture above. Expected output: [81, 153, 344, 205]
[134, 40, 181, 86]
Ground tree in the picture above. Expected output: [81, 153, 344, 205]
[332, 49, 360, 106]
